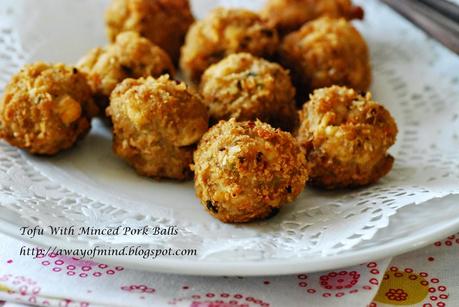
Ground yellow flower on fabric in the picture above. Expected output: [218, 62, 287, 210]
[0, 283, 12, 293]
[374, 267, 429, 305]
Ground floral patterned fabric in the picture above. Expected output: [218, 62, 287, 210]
[0, 233, 457, 307]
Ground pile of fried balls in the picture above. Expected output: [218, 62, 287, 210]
[0, 0, 398, 223]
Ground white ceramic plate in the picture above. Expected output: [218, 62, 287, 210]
[0, 0, 459, 276]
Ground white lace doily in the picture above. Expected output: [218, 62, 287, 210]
[0, 0, 459, 263]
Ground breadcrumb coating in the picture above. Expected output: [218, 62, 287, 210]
[261, 0, 364, 35]
[77, 31, 174, 113]
[105, 0, 194, 63]
[180, 8, 279, 83]
[280, 17, 371, 104]
[200, 53, 297, 131]
[107, 75, 208, 180]
[193, 119, 308, 223]
[0, 62, 97, 155]
[297, 86, 398, 189]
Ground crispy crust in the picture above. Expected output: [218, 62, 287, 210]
[297, 86, 398, 189]
[0, 62, 97, 155]
[200, 53, 298, 131]
[77, 31, 174, 112]
[261, 0, 364, 35]
[180, 8, 279, 83]
[106, 75, 208, 180]
[105, 0, 194, 63]
[193, 119, 308, 223]
[280, 17, 371, 104]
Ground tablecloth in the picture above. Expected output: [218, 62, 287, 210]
[0, 232, 457, 307]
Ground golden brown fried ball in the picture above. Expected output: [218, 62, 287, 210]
[193, 119, 308, 223]
[105, 0, 194, 63]
[0, 62, 98, 155]
[280, 17, 371, 103]
[180, 8, 279, 83]
[107, 75, 208, 180]
[200, 53, 297, 131]
[297, 86, 398, 189]
[261, 0, 364, 35]
[77, 31, 174, 112]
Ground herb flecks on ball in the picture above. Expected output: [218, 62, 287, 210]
[180, 8, 279, 83]
[193, 119, 308, 223]
[0, 62, 98, 155]
[200, 53, 298, 132]
[107, 75, 208, 180]
[297, 86, 398, 189]
[78, 31, 174, 113]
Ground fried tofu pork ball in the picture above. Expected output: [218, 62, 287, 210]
[200, 53, 297, 131]
[105, 0, 194, 63]
[280, 17, 371, 104]
[0, 62, 97, 155]
[193, 119, 308, 223]
[261, 0, 364, 35]
[77, 31, 174, 112]
[297, 86, 398, 189]
[107, 75, 208, 180]
[180, 8, 279, 83]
